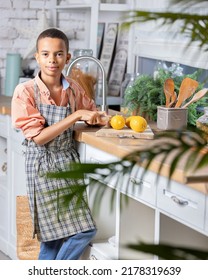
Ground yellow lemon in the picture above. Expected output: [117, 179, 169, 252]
[130, 116, 147, 132]
[125, 116, 134, 128]
[110, 115, 125, 130]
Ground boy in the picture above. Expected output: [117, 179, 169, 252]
[12, 28, 107, 260]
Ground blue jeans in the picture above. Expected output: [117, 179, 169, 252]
[38, 229, 97, 260]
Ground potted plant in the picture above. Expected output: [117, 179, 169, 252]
[123, 68, 207, 126]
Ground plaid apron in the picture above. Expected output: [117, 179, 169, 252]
[23, 82, 96, 242]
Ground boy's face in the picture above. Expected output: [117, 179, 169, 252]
[35, 37, 71, 78]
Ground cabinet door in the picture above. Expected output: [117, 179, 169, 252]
[0, 116, 9, 255]
[0, 179, 9, 255]
[7, 128, 27, 259]
[75, 141, 86, 162]
[0, 115, 8, 138]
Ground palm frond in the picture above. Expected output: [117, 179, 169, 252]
[122, 9, 208, 50]
[126, 242, 208, 260]
[123, 127, 208, 183]
[46, 160, 135, 214]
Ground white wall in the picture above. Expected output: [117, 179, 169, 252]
[0, 1, 50, 95]
[0, 0, 89, 96]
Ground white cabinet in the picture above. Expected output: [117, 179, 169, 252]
[0, 115, 26, 259]
[52, 0, 131, 55]
[52, 0, 134, 106]
[0, 114, 8, 138]
[0, 115, 9, 256]
[79, 143, 208, 260]
[7, 126, 26, 259]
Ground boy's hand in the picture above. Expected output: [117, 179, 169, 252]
[85, 111, 110, 126]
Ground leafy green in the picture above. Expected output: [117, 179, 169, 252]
[123, 69, 206, 125]
[122, 7, 208, 51]
[126, 242, 208, 260]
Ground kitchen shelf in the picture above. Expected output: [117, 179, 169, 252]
[90, 241, 118, 260]
[54, 4, 92, 9]
[55, 3, 129, 11]
[100, 3, 129, 11]
[96, 96, 123, 105]
[53, 0, 134, 106]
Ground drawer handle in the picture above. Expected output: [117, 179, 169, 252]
[130, 177, 143, 185]
[90, 254, 97, 260]
[90, 157, 101, 164]
[2, 162, 7, 173]
[171, 195, 188, 206]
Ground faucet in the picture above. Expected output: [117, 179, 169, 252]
[66, 56, 107, 112]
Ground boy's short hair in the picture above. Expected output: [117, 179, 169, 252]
[36, 28, 69, 53]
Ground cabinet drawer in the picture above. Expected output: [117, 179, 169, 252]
[121, 165, 157, 206]
[85, 144, 120, 189]
[85, 144, 118, 164]
[157, 176, 206, 230]
[0, 115, 8, 137]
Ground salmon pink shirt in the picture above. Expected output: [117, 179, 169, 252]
[11, 72, 97, 140]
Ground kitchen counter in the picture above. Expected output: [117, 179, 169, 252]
[73, 122, 208, 195]
[0, 95, 11, 115]
[1, 97, 207, 194]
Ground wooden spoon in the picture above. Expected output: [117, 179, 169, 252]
[168, 91, 177, 107]
[164, 78, 175, 107]
[182, 88, 208, 108]
[175, 77, 199, 108]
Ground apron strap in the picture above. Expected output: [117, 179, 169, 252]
[34, 81, 41, 109]
[67, 85, 77, 113]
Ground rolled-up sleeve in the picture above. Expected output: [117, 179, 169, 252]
[11, 83, 45, 140]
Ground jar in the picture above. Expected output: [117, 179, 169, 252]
[69, 49, 97, 100]
[196, 107, 208, 141]
[120, 73, 139, 98]
[153, 60, 168, 80]
[124, 73, 139, 95]
[120, 73, 139, 115]
[72, 49, 93, 71]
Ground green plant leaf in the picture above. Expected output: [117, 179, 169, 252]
[126, 242, 208, 260]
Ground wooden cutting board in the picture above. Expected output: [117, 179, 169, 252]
[95, 125, 154, 139]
